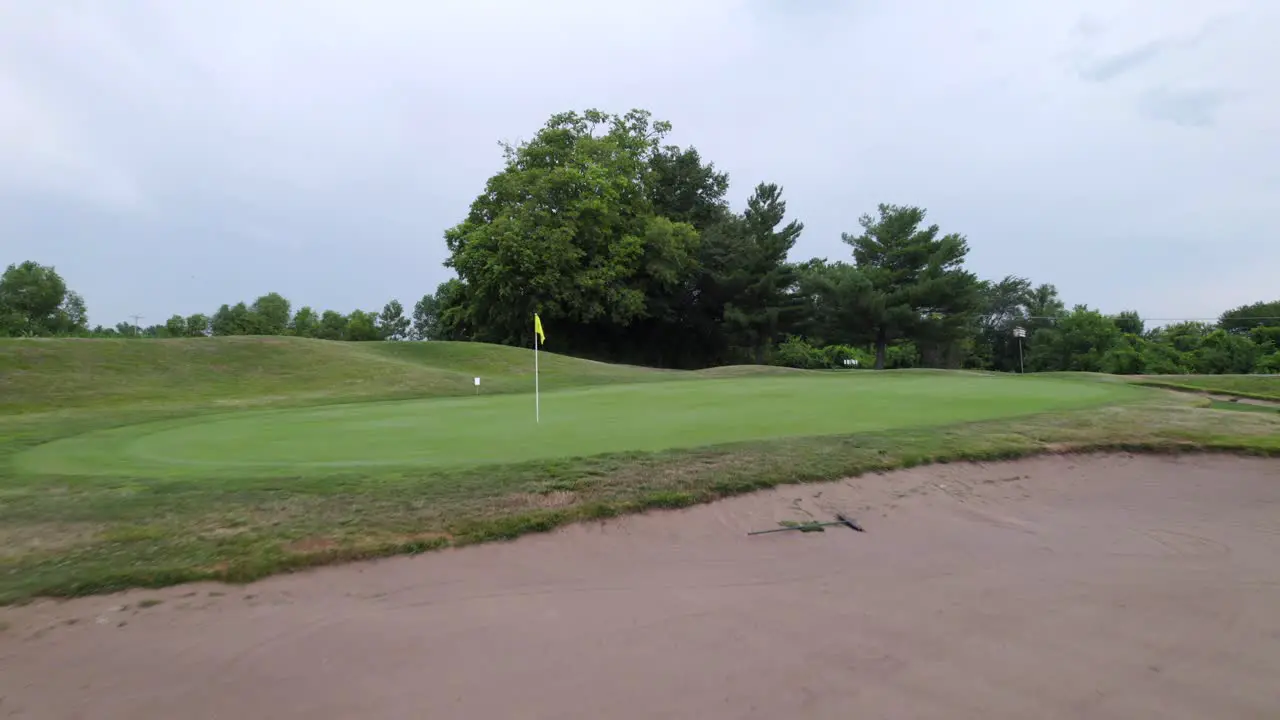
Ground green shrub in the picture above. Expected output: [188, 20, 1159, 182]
[1256, 351, 1280, 374]
[885, 341, 919, 369]
[772, 336, 827, 369]
[822, 344, 873, 369]
[1137, 342, 1190, 375]
[1100, 343, 1143, 375]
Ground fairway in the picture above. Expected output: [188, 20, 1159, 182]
[18, 373, 1139, 477]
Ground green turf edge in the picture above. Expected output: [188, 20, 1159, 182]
[1132, 379, 1280, 402]
[9, 374, 1144, 477]
[4, 408, 1276, 605]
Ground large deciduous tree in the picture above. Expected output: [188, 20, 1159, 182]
[290, 307, 319, 338]
[842, 205, 981, 369]
[1219, 300, 1280, 334]
[1027, 306, 1121, 372]
[442, 109, 703, 361]
[317, 310, 348, 340]
[431, 279, 470, 342]
[411, 292, 439, 341]
[345, 310, 379, 341]
[1112, 310, 1144, 336]
[185, 313, 210, 337]
[251, 293, 291, 335]
[0, 261, 87, 336]
[377, 300, 410, 340]
[164, 315, 187, 337]
[646, 145, 730, 232]
[972, 276, 1031, 372]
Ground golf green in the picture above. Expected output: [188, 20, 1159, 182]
[17, 374, 1139, 477]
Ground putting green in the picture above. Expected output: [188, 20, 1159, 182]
[17, 374, 1140, 477]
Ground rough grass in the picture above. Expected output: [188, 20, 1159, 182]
[1, 338, 1277, 604]
[1205, 400, 1280, 415]
[1132, 374, 1280, 402]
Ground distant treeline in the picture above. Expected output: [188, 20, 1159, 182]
[4, 108, 1278, 375]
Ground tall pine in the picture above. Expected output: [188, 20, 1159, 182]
[843, 204, 980, 369]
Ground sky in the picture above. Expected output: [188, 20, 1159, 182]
[1, 0, 1276, 328]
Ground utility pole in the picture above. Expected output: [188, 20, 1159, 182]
[129, 314, 144, 337]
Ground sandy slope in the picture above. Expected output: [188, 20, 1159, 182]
[2, 454, 1278, 719]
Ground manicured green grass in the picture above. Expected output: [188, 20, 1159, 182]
[1133, 374, 1280, 401]
[16, 374, 1139, 477]
[1, 337, 1278, 605]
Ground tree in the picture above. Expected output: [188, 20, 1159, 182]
[718, 183, 804, 363]
[345, 310, 379, 341]
[412, 293, 440, 341]
[164, 315, 187, 337]
[317, 310, 348, 340]
[210, 302, 266, 335]
[842, 204, 981, 369]
[1159, 321, 1214, 353]
[792, 259, 877, 347]
[443, 108, 700, 358]
[185, 313, 210, 337]
[0, 261, 70, 336]
[290, 307, 319, 338]
[646, 145, 730, 231]
[58, 291, 89, 335]
[377, 300, 410, 340]
[972, 276, 1032, 371]
[1024, 283, 1066, 329]
[1027, 306, 1121, 372]
[633, 145, 741, 367]
[1219, 299, 1280, 334]
[211, 304, 238, 335]
[1112, 310, 1144, 336]
[432, 279, 470, 341]
[251, 293, 291, 335]
[1193, 329, 1258, 374]
[1135, 339, 1188, 374]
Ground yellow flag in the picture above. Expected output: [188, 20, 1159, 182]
[534, 313, 546, 345]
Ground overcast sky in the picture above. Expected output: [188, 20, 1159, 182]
[2, 0, 1276, 328]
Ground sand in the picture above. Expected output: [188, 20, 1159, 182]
[2, 453, 1278, 719]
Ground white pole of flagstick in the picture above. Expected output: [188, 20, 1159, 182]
[534, 332, 540, 423]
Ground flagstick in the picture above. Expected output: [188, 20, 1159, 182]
[534, 333, 540, 424]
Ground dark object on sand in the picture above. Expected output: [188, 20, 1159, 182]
[747, 513, 864, 536]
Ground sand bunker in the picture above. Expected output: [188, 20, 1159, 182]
[2, 453, 1278, 719]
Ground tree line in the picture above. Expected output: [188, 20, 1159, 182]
[3, 107, 1278, 374]
[0, 266, 441, 343]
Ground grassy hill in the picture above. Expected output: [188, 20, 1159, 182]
[0, 337, 694, 414]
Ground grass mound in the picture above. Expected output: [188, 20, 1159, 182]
[0, 337, 680, 413]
